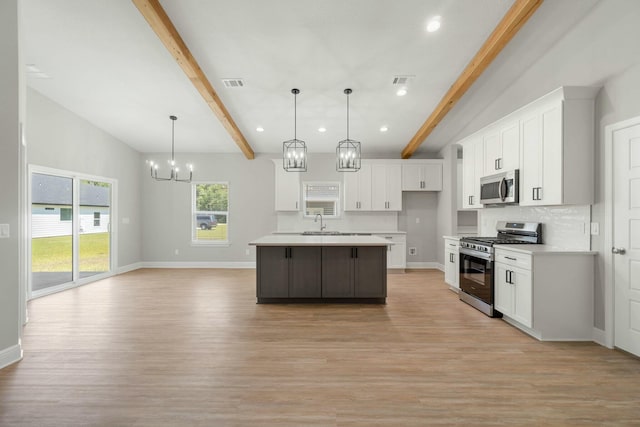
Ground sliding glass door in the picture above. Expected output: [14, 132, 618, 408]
[31, 173, 74, 291]
[30, 169, 114, 297]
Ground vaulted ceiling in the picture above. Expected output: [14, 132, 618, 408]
[22, 0, 600, 157]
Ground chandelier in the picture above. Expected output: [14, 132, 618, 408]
[148, 115, 193, 183]
[283, 88, 307, 172]
[336, 88, 361, 172]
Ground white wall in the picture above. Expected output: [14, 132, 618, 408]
[140, 153, 276, 264]
[0, 0, 22, 367]
[27, 89, 142, 269]
[593, 63, 640, 330]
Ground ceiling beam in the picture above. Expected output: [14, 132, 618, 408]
[132, 0, 255, 159]
[401, 0, 543, 159]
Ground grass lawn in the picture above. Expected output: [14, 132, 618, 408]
[196, 224, 228, 241]
[32, 233, 110, 272]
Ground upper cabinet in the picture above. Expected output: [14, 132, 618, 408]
[343, 163, 373, 211]
[461, 136, 483, 209]
[401, 160, 443, 191]
[519, 89, 596, 206]
[371, 163, 402, 211]
[458, 86, 597, 208]
[273, 160, 300, 211]
[483, 121, 520, 175]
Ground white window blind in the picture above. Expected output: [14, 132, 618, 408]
[303, 182, 340, 217]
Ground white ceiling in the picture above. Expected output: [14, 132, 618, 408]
[22, 0, 601, 156]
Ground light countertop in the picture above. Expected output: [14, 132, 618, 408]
[494, 244, 597, 255]
[272, 230, 406, 235]
[249, 235, 391, 246]
[443, 236, 461, 241]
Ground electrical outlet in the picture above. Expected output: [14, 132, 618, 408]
[415, 217, 420, 224]
[0, 224, 9, 238]
[174, 249, 179, 255]
[590, 222, 600, 235]
[408, 247, 417, 256]
[245, 248, 251, 255]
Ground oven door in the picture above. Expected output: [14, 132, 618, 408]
[459, 249, 494, 305]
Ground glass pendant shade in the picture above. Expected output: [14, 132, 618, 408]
[283, 88, 307, 172]
[336, 88, 361, 172]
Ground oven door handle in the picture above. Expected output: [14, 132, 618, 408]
[459, 247, 494, 261]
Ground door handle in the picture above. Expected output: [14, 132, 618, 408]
[505, 256, 517, 261]
[498, 177, 505, 201]
[612, 247, 626, 255]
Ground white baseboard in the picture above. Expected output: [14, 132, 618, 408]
[0, 343, 23, 370]
[406, 262, 442, 270]
[142, 261, 256, 269]
[592, 327, 611, 348]
[116, 262, 143, 274]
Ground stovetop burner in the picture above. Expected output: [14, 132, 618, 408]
[463, 237, 535, 245]
[459, 221, 542, 255]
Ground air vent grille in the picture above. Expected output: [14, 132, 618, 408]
[222, 78, 245, 88]
[392, 75, 414, 85]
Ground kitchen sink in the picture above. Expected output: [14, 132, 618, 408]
[300, 231, 372, 236]
[301, 231, 344, 235]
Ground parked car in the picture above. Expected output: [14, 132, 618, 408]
[196, 214, 217, 230]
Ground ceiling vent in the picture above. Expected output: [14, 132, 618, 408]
[222, 78, 245, 88]
[392, 75, 414, 85]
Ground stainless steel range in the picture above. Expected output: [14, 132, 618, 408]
[459, 221, 542, 317]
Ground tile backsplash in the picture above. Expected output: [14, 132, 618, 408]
[479, 205, 591, 250]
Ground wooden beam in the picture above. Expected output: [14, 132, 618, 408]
[401, 0, 543, 159]
[132, 0, 255, 159]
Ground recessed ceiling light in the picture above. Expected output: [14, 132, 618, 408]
[318, 127, 326, 133]
[380, 126, 388, 132]
[396, 88, 408, 96]
[426, 16, 441, 33]
[256, 126, 264, 132]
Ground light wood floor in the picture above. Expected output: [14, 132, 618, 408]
[1, 269, 639, 426]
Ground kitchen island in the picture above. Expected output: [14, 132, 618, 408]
[249, 235, 390, 303]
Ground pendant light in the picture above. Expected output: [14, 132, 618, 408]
[336, 88, 361, 172]
[148, 115, 193, 183]
[283, 88, 307, 172]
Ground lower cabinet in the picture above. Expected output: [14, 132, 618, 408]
[376, 234, 406, 269]
[443, 238, 459, 290]
[257, 246, 321, 298]
[493, 247, 594, 340]
[257, 245, 386, 301]
[494, 262, 532, 328]
[322, 247, 387, 298]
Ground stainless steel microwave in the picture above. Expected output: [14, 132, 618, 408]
[480, 170, 519, 205]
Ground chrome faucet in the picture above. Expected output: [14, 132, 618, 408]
[314, 213, 326, 231]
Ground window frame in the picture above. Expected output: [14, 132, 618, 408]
[191, 181, 230, 246]
[302, 181, 341, 219]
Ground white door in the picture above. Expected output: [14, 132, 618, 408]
[614, 122, 640, 357]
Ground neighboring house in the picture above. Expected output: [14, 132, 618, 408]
[31, 174, 110, 238]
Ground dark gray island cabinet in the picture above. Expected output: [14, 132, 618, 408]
[250, 235, 389, 303]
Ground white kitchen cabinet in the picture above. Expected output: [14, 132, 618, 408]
[401, 161, 443, 191]
[494, 255, 532, 328]
[483, 121, 520, 174]
[377, 234, 406, 270]
[273, 159, 300, 211]
[371, 164, 402, 211]
[343, 163, 372, 211]
[443, 237, 459, 290]
[519, 88, 595, 206]
[461, 137, 483, 209]
[494, 246, 595, 341]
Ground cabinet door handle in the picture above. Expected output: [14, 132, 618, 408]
[537, 187, 542, 200]
[354, 248, 358, 258]
[505, 256, 517, 261]
[295, 201, 298, 209]
[506, 270, 510, 284]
